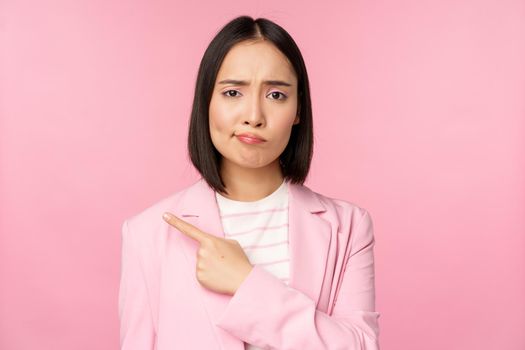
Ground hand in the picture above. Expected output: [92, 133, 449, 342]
[162, 212, 254, 296]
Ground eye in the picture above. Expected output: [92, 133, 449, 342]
[221, 89, 287, 100]
[268, 91, 287, 100]
[222, 89, 242, 98]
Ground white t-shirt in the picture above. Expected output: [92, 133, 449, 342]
[215, 179, 290, 350]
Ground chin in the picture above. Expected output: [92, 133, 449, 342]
[230, 157, 270, 169]
[235, 161, 266, 169]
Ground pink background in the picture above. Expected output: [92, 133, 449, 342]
[1, 0, 524, 349]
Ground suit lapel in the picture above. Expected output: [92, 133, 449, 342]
[170, 177, 333, 347]
[286, 179, 334, 304]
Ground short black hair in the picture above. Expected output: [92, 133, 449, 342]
[187, 15, 313, 195]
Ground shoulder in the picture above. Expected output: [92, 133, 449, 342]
[305, 184, 370, 221]
[299, 184, 373, 237]
[302, 186, 376, 262]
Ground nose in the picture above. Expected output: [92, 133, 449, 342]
[243, 94, 265, 127]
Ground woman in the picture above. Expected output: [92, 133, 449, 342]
[118, 15, 380, 350]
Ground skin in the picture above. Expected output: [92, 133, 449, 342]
[163, 38, 300, 295]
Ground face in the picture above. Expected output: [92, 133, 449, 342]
[208, 39, 300, 171]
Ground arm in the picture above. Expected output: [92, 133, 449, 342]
[215, 210, 380, 350]
[118, 220, 157, 349]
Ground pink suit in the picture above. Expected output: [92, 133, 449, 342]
[118, 177, 380, 349]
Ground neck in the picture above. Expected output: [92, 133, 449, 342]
[219, 159, 284, 202]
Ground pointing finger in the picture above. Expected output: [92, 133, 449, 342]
[162, 212, 210, 243]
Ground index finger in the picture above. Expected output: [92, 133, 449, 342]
[162, 212, 210, 243]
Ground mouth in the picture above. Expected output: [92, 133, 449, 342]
[235, 132, 266, 144]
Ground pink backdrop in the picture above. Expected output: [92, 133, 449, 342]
[1, 0, 524, 349]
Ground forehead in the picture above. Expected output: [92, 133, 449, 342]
[216, 40, 297, 83]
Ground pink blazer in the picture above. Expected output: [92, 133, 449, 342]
[118, 177, 381, 349]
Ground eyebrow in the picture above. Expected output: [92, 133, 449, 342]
[217, 79, 292, 87]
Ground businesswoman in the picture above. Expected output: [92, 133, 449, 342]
[118, 15, 381, 350]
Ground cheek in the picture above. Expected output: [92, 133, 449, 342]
[274, 109, 297, 136]
[209, 103, 231, 136]
[277, 126, 293, 145]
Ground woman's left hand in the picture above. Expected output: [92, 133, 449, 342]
[162, 212, 254, 296]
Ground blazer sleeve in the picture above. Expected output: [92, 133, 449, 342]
[215, 209, 380, 350]
[118, 220, 157, 350]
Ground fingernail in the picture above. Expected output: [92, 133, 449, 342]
[163, 212, 171, 221]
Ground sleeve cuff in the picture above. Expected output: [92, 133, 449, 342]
[215, 264, 288, 334]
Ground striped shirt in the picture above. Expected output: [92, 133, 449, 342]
[215, 179, 290, 350]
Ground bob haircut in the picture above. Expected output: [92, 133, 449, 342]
[187, 15, 313, 195]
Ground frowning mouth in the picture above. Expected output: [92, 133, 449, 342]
[235, 132, 266, 144]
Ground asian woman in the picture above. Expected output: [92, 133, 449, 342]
[118, 15, 380, 350]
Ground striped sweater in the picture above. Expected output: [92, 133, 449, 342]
[215, 179, 290, 350]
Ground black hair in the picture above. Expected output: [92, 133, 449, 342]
[187, 15, 313, 195]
